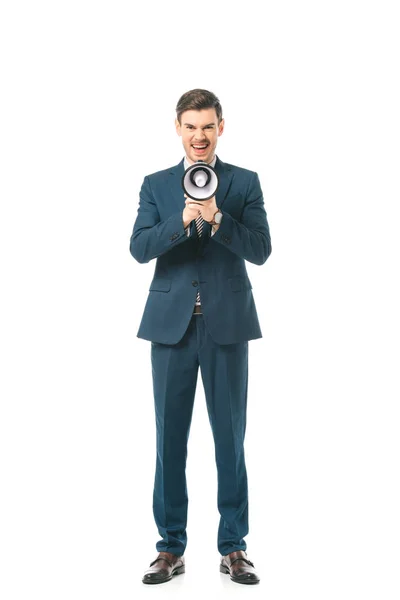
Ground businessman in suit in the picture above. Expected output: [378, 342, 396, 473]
[129, 89, 272, 585]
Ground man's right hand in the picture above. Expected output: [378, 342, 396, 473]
[182, 194, 202, 228]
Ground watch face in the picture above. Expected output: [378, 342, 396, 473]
[215, 211, 223, 224]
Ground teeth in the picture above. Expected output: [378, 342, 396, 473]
[193, 144, 207, 148]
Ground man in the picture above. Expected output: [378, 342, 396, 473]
[129, 89, 272, 585]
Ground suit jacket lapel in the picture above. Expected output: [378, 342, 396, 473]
[214, 156, 234, 210]
[168, 158, 185, 213]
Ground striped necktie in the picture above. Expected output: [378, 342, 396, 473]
[194, 212, 204, 305]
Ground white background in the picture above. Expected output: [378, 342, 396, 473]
[1, 1, 399, 598]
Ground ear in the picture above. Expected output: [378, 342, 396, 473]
[175, 118, 181, 136]
[218, 118, 225, 136]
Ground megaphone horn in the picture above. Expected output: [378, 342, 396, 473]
[182, 160, 219, 201]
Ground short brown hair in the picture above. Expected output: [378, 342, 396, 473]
[176, 89, 223, 125]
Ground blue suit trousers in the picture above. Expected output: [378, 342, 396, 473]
[151, 313, 249, 557]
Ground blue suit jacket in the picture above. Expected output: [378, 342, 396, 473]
[129, 156, 272, 345]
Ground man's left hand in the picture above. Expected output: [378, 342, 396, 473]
[184, 195, 218, 223]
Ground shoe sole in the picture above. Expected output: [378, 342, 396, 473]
[142, 565, 185, 584]
[219, 564, 260, 584]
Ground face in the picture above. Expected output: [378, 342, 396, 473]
[175, 108, 224, 164]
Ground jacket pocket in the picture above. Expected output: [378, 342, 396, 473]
[149, 278, 171, 292]
[228, 276, 252, 292]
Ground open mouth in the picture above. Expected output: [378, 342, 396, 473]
[192, 144, 208, 153]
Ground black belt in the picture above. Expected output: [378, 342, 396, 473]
[193, 305, 202, 314]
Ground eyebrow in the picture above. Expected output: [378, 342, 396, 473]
[183, 123, 216, 127]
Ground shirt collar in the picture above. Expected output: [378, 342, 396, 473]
[184, 154, 217, 170]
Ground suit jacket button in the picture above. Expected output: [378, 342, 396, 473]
[192, 280, 198, 287]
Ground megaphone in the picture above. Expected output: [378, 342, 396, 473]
[182, 160, 219, 201]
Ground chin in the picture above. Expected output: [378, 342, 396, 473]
[191, 153, 210, 163]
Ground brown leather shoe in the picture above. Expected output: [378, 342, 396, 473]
[220, 550, 260, 584]
[142, 551, 185, 584]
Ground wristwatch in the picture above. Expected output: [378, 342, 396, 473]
[208, 210, 223, 226]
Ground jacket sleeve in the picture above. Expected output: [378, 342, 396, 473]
[210, 171, 272, 265]
[129, 176, 191, 264]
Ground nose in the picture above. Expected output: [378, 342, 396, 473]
[193, 129, 206, 141]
